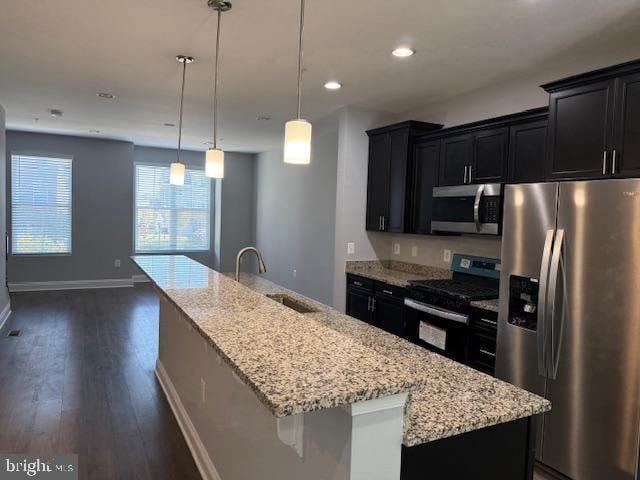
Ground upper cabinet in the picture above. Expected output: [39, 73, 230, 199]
[437, 128, 508, 186]
[613, 71, 640, 178]
[411, 140, 441, 235]
[366, 121, 442, 233]
[508, 119, 548, 184]
[543, 59, 640, 180]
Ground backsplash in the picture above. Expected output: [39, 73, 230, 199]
[389, 234, 502, 268]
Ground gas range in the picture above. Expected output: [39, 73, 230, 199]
[403, 254, 501, 361]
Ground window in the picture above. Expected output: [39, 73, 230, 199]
[11, 154, 73, 255]
[134, 163, 211, 253]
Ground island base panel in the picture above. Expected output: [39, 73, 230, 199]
[401, 416, 536, 480]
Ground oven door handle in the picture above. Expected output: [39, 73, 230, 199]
[404, 298, 469, 325]
[473, 184, 485, 232]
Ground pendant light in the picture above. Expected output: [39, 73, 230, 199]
[205, 0, 231, 179]
[284, 0, 312, 165]
[170, 55, 194, 186]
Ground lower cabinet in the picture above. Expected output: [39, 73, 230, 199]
[346, 274, 406, 337]
[468, 308, 498, 375]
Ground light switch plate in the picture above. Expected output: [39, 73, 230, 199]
[443, 249, 452, 263]
[411, 246, 418, 257]
[114, 259, 121, 268]
[393, 243, 400, 255]
[347, 242, 355, 255]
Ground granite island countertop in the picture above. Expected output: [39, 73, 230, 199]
[229, 272, 551, 447]
[131, 255, 429, 418]
[346, 260, 452, 287]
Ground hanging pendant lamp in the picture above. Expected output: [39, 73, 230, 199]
[170, 55, 194, 186]
[284, 0, 312, 165]
[205, 0, 231, 178]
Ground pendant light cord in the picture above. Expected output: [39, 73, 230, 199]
[296, 0, 305, 119]
[213, 7, 222, 150]
[177, 59, 188, 163]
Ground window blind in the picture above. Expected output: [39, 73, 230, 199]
[11, 154, 73, 255]
[134, 163, 211, 253]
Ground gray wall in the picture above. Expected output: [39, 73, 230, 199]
[6, 131, 135, 282]
[0, 106, 9, 314]
[254, 115, 339, 305]
[217, 154, 256, 272]
[4, 133, 255, 283]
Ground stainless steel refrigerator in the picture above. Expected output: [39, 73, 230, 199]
[496, 179, 640, 480]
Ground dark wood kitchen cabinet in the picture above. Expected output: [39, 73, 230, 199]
[410, 140, 440, 234]
[438, 128, 508, 186]
[472, 127, 509, 183]
[346, 274, 406, 337]
[366, 121, 442, 233]
[543, 59, 640, 180]
[545, 80, 615, 180]
[508, 119, 548, 183]
[438, 134, 472, 186]
[613, 71, 640, 177]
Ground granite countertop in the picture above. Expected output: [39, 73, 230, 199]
[470, 298, 500, 313]
[131, 255, 429, 418]
[345, 260, 452, 287]
[231, 272, 551, 447]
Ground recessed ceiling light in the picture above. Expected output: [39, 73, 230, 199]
[324, 81, 342, 90]
[89, 129, 101, 134]
[49, 109, 63, 117]
[96, 92, 116, 100]
[203, 141, 214, 146]
[163, 122, 175, 127]
[392, 47, 415, 58]
[257, 116, 272, 121]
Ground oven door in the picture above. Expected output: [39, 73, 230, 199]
[431, 184, 502, 235]
[404, 298, 469, 362]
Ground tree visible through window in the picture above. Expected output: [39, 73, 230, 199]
[11, 154, 73, 255]
[134, 163, 211, 252]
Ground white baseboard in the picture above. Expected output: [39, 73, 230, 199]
[132, 274, 151, 284]
[9, 278, 134, 292]
[0, 302, 11, 332]
[155, 360, 221, 480]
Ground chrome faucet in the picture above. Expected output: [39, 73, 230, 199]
[235, 247, 267, 282]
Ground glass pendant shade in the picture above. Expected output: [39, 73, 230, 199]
[206, 148, 225, 178]
[284, 119, 312, 165]
[169, 162, 185, 186]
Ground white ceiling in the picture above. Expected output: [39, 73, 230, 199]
[1, 0, 640, 153]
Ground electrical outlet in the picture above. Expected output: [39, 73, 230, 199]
[114, 259, 121, 268]
[292, 269, 297, 278]
[443, 249, 452, 263]
[411, 245, 418, 257]
[393, 243, 400, 255]
[201, 378, 206, 404]
[347, 242, 355, 255]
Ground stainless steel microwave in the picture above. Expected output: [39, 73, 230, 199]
[431, 183, 503, 235]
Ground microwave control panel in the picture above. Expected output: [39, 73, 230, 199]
[481, 196, 501, 224]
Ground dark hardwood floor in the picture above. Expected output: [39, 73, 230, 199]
[0, 286, 201, 480]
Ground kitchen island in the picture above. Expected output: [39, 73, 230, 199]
[132, 255, 549, 480]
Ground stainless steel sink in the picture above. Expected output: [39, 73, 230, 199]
[265, 294, 319, 314]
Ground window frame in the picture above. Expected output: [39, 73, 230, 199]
[133, 161, 213, 255]
[9, 151, 74, 257]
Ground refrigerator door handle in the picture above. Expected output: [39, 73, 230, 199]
[537, 229, 555, 377]
[546, 228, 566, 380]
[473, 184, 485, 232]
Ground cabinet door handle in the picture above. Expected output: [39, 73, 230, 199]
[383, 289, 393, 295]
[479, 349, 496, 358]
[367, 297, 372, 311]
[464, 165, 468, 184]
[478, 318, 498, 327]
[382, 216, 386, 231]
[468, 165, 473, 183]
[372, 298, 376, 311]
[612, 149, 617, 175]
[378, 216, 382, 230]
[353, 281, 363, 287]
[602, 151, 608, 175]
